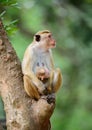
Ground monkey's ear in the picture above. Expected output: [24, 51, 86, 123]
[35, 35, 41, 42]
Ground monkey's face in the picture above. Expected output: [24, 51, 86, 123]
[34, 31, 56, 50]
[45, 33, 56, 49]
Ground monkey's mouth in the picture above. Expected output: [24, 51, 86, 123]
[51, 43, 56, 47]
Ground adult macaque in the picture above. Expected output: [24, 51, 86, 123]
[22, 30, 62, 100]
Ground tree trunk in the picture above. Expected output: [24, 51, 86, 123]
[0, 19, 55, 130]
[0, 123, 4, 130]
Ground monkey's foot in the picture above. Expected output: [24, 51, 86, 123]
[47, 93, 56, 104]
[41, 93, 55, 104]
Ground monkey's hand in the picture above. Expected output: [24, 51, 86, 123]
[37, 79, 51, 95]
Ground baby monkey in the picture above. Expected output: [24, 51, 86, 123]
[22, 30, 62, 100]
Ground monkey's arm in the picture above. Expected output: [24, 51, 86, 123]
[52, 68, 62, 92]
[46, 51, 62, 93]
[49, 50, 54, 70]
[49, 51, 62, 92]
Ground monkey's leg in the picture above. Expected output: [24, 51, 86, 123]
[23, 75, 40, 100]
[51, 68, 62, 93]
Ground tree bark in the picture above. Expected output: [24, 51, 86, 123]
[0, 123, 4, 130]
[0, 19, 55, 130]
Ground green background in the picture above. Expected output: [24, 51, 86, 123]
[0, 0, 92, 130]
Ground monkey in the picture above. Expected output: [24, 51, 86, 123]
[22, 30, 62, 100]
[36, 66, 50, 82]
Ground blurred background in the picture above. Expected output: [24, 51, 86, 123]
[0, 0, 92, 130]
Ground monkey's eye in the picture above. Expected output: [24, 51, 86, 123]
[48, 35, 51, 38]
[35, 35, 40, 42]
